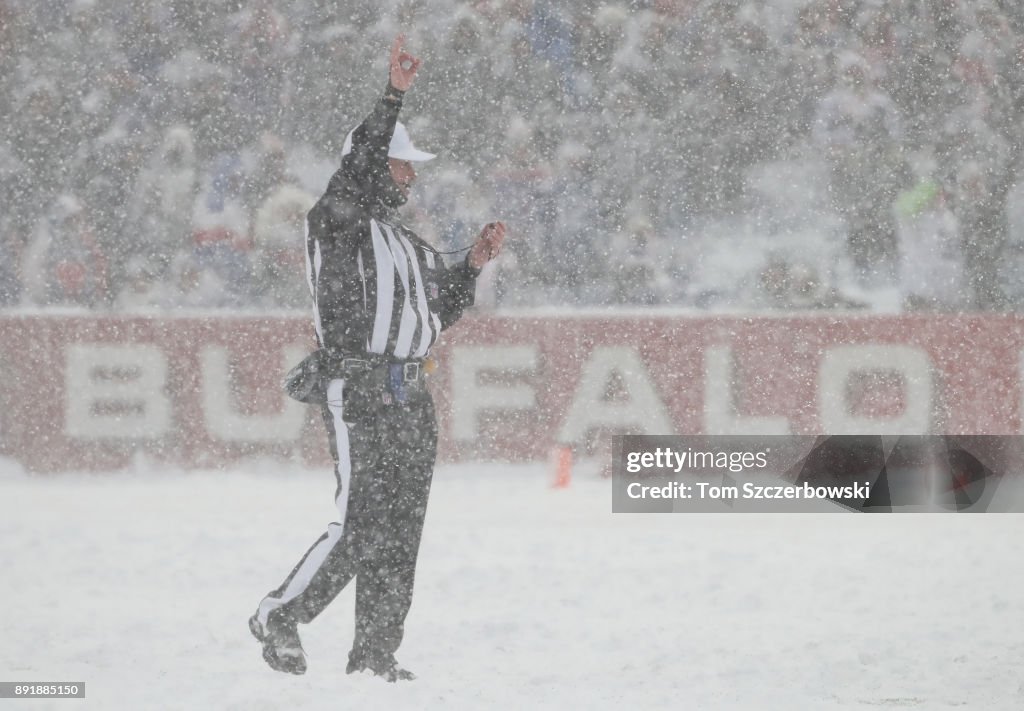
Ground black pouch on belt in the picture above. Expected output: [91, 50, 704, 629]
[282, 350, 326, 405]
[345, 362, 424, 412]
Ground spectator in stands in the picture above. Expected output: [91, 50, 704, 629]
[285, 22, 362, 154]
[813, 50, 909, 288]
[756, 252, 791, 309]
[934, 30, 1017, 310]
[76, 119, 152, 298]
[608, 214, 664, 305]
[242, 132, 292, 215]
[24, 194, 108, 308]
[489, 117, 555, 291]
[126, 125, 199, 277]
[8, 78, 68, 262]
[0, 1, 14, 86]
[250, 182, 314, 309]
[228, 0, 295, 137]
[516, 0, 578, 108]
[894, 179, 966, 311]
[191, 153, 253, 302]
[853, 2, 902, 80]
[0, 144, 23, 306]
[0, 229, 20, 307]
[549, 140, 609, 301]
[491, 17, 564, 123]
[576, 2, 631, 102]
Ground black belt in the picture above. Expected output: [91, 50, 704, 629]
[340, 357, 423, 383]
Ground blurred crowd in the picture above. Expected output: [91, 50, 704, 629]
[1, 0, 1023, 312]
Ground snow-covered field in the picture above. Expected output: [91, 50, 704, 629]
[3, 458, 1023, 710]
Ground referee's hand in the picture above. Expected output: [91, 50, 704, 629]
[468, 221, 506, 270]
[389, 34, 421, 92]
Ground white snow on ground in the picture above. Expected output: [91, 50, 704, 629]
[2, 457, 1024, 710]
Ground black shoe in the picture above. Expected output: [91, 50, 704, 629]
[346, 653, 415, 682]
[249, 611, 307, 675]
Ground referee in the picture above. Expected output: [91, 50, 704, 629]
[249, 34, 505, 681]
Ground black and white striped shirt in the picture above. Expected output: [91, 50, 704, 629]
[303, 89, 478, 364]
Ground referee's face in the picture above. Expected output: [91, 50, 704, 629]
[388, 158, 417, 198]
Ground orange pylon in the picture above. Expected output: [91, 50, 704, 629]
[552, 445, 572, 489]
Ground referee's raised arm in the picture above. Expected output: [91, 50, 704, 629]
[341, 35, 421, 184]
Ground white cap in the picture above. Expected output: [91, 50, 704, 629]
[342, 121, 436, 162]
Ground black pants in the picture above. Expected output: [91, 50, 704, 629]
[255, 370, 437, 662]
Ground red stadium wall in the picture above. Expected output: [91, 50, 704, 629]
[1, 313, 1022, 471]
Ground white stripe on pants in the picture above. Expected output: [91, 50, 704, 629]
[257, 379, 351, 626]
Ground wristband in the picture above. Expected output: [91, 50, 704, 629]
[383, 83, 405, 104]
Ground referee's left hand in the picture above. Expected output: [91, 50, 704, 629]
[389, 34, 421, 92]
[468, 221, 506, 270]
